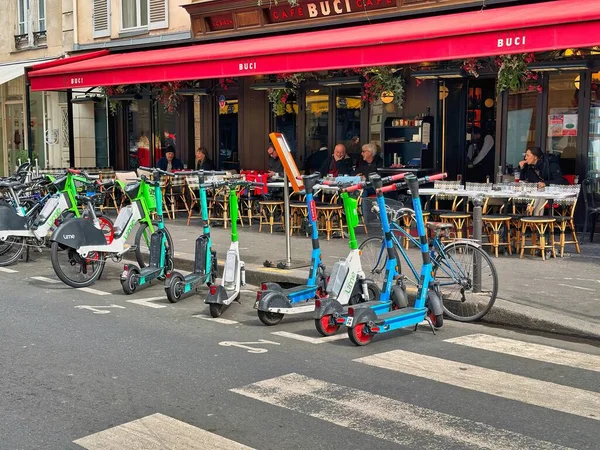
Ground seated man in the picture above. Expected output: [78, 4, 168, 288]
[157, 145, 184, 172]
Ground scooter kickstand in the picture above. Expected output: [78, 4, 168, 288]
[424, 316, 437, 335]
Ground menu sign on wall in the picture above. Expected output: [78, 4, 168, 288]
[548, 114, 578, 137]
[267, 0, 396, 23]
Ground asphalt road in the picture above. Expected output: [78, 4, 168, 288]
[1, 254, 599, 450]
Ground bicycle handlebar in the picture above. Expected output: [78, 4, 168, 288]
[379, 172, 447, 193]
[138, 166, 175, 177]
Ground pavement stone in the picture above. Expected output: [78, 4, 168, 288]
[161, 217, 600, 341]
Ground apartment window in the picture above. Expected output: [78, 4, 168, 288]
[121, 0, 149, 30]
[17, 0, 29, 35]
[38, 0, 45, 32]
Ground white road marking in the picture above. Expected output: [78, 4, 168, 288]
[271, 330, 347, 344]
[445, 334, 600, 373]
[31, 276, 60, 284]
[219, 339, 280, 354]
[77, 287, 111, 296]
[74, 413, 253, 450]
[193, 314, 239, 325]
[232, 373, 572, 450]
[557, 283, 595, 292]
[0, 267, 18, 273]
[126, 296, 168, 309]
[74, 305, 126, 314]
[355, 350, 600, 421]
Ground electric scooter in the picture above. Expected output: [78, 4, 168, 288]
[121, 167, 174, 294]
[345, 173, 447, 346]
[254, 173, 328, 326]
[313, 173, 411, 336]
[205, 179, 264, 317]
[165, 170, 226, 303]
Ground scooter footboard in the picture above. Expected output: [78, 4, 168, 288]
[314, 297, 344, 319]
[257, 291, 292, 311]
[347, 305, 378, 328]
[206, 285, 229, 305]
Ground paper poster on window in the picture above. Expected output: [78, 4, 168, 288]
[548, 114, 578, 137]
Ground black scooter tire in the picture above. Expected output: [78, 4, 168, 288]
[50, 242, 104, 288]
[121, 267, 140, 295]
[166, 272, 185, 303]
[348, 323, 374, 346]
[258, 310, 284, 326]
[209, 303, 227, 318]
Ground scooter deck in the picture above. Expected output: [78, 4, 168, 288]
[284, 285, 320, 303]
[267, 300, 317, 315]
[373, 307, 427, 327]
[184, 273, 209, 286]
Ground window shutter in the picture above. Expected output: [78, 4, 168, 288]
[92, 0, 110, 38]
[148, 0, 168, 30]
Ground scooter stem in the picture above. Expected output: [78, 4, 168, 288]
[229, 186, 239, 243]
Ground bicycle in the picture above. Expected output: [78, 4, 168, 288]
[359, 197, 498, 322]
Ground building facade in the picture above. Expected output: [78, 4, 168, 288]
[21, 0, 600, 194]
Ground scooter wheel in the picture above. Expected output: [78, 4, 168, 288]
[315, 315, 339, 337]
[122, 268, 140, 295]
[209, 303, 227, 318]
[166, 272, 185, 303]
[258, 310, 284, 326]
[428, 311, 443, 329]
[348, 323, 374, 346]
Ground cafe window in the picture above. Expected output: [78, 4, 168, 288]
[126, 100, 152, 170]
[305, 88, 330, 156]
[506, 90, 538, 169]
[546, 72, 581, 175]
[589, 71, 600, 176]
[335, 88, 363, 161]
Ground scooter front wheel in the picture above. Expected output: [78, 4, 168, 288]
[428, 311, 443, 328]
[315, 315, 340, 336]
[348, 323, 374, 346]
[122, 267, 140, 295]
[166, 272, 185, 303]
[258, 310, 284, 326]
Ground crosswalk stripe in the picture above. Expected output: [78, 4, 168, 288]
[193, 314, 239, 325]
[271, 330, 347, 344]
[73, 413, 253, 450]
[77, 287, 111, 296]
[232, 373, 572, 450]
[31, 276, 60, 284]
[0, 267, 18, 273]
[355, 350, 600, 421]
[445, 334, 600, 373]
[126, 297, 168, 309]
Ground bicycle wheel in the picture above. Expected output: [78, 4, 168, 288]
[50, 241, 105, 288]
[0, 237, 25, 266]
[433, 241, 498, 322]
[134, 222, 174, 269]
[359, 237, 402, 287]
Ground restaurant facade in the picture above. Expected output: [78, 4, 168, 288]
[24, 0, 600, 187]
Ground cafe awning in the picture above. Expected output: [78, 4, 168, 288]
[29, 0, 600, 91]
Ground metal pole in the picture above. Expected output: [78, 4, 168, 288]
[283, 170, 292, 268]
[472, 195, 483, 292]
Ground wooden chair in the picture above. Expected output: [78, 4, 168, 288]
[316, 192, 344, 240]
[259, 199, 284, 233]
[553, 185, 581, 257]
[519, 217, 556, 260]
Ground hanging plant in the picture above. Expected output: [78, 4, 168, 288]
[348, 66, 405, 107]
[461, 58, 482, 78]
[152, 81, 184, 114]
[267, 72, 306, 116]
[219, 77, 235, 90]
[496, 53, 542, 93]
[100, 85, 124, 115]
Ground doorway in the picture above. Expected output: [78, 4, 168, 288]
[6, 103, 25, 173]
[217, 96, 239, 171]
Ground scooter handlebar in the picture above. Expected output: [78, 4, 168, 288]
[137, 166, 175, 177]
[378, 173, 447, 193]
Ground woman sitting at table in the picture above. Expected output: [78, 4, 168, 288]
[519, 146, 565, 215]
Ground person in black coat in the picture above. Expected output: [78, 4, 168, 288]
[518, 146, 565, 187]
[318, 144, 354, 177]
[195, 147, 215, 171]
[354, 142, 383, 180]
[157, 145, 184, 172]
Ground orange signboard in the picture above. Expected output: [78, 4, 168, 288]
[269, 132, 304, 192]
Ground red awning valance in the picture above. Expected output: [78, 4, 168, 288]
[29, 0, 600, 91]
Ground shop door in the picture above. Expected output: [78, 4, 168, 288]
[465, 79, 497, 182]
[440, 80, 467, 181]
[217, 96, 239, 171]
[6, 103, 25, 173]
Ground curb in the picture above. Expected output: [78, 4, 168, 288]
[171, 255, 600, 342]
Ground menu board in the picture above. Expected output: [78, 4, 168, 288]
[548, 114, 578, 137]
[269, 132, 304, 192]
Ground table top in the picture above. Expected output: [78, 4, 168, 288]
[419, 188, 577, 200]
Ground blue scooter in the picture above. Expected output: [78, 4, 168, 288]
[254, 173, 328, 326]
[345, 172, 447, 346]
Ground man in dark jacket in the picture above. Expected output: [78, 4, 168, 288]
[354, 142, 383, 180]
[157, 145, 184, 172]
[318, 144, 354, 177]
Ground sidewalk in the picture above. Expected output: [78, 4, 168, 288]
[162, 217, 600, 341]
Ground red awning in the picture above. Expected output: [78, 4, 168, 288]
[29, 0, 600, 91]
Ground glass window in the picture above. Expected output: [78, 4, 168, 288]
[218, 97, 239, 171]
[589, 71, 600, 177]
[29, 91, 45, 167]
[38, 0, 46, 32]
[122, 0, 148, 29]
[506, 90, 537, 169]
[335, 88, 362, 162]
[275, 101, 297, 157]
[305, 88, 329, 157]
[17, 0, 28, 35]
[126, 100, 151, 170]
[546, 72, 580, 175]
